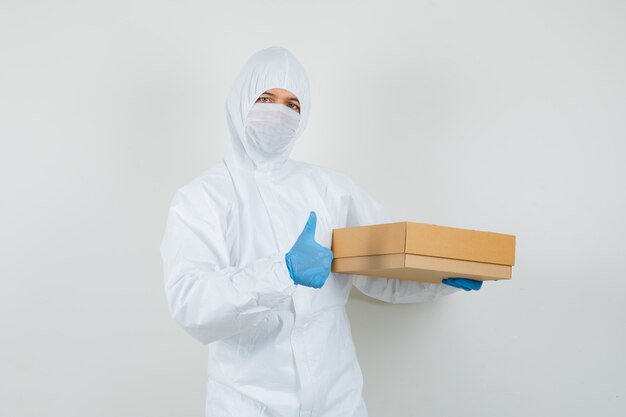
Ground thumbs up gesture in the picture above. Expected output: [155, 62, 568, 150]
[285, 211, 334, 288]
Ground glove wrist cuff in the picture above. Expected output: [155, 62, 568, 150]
[284, 252, 297, 284]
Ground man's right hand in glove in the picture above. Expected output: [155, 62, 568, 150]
[285, 211, 334, 289]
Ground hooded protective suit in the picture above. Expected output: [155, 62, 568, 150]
[160, 46, 459, 417]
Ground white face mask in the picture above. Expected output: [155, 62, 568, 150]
[244, 102, 300, 161]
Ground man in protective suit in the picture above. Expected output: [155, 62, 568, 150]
[160, 46, 478, 417]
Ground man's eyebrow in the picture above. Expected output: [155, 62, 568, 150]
[260, 92, 300, 103]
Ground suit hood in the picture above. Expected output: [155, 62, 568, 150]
[224, 46, 311, 172]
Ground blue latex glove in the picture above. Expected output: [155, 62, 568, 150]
[442, 277, 483, 291]
[285, 211, 334, 289]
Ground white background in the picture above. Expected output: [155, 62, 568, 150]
[1, 1, 625, 416]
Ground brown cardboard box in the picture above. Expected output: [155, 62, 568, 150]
[330, 222, 516, 284]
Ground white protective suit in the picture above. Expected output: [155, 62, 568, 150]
[160, 46, 460, 417]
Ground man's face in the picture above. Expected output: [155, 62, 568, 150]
[255, 88, 300, 114]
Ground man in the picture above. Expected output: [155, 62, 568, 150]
[160, 46, 479, 417]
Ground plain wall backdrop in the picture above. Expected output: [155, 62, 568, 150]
[2, 1, 625, 416]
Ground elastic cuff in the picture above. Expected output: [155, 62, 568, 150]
[273, 252, 297, 295]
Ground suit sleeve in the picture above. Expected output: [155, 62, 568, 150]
[159, 186, 296, 345]
[338, 175, 460, 303]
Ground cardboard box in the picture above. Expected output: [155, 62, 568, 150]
[330, 222, 516, 284]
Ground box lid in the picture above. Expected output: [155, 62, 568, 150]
[331, 221, 516, 266]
